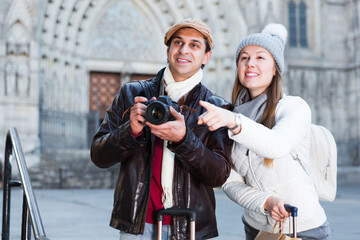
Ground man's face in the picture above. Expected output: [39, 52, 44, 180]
[167, 28, 212, 82]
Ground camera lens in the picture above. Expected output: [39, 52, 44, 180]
[146, 101, 169, 125]
[151, 107, 164, 120]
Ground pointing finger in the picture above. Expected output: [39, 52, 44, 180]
[199, 100, 216, 112]
[198, 112, 206, 125]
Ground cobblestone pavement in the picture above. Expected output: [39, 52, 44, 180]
[1, 185, 359, 239]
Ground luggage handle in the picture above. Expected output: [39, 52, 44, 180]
[156, 207, 196, 221]
[284, 204, 298, 217]
[284, 204, 298, 238]
[156, 207, 196, 240]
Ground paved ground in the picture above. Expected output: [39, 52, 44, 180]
[1, 185, 359, 240]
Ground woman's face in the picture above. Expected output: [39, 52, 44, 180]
[237, 45, 276, 98]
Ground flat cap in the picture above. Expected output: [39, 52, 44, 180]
[164, 18, 213, 49]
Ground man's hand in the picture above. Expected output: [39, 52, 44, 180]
[198, 100, 235, 131]
[130, 96, 148, 134]
[146, 106, 186, 143]
[264, 196, 290, 222]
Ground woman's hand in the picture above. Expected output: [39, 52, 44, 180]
[198, 100, 240, 132]
[264, 196, 290, 222]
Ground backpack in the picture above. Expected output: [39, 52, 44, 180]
[291, 124, 337, 202]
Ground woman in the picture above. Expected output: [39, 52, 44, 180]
[198, 23, 330, 240]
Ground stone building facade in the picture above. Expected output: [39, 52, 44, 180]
[0, 0, 359, 187]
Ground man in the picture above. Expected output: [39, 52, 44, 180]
[91, 18, 232, 239]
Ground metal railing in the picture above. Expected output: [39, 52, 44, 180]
[2, 127, 50, 240]
[39, 110, 99, 150]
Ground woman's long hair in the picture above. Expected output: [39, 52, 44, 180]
[232, 57, 283, 167]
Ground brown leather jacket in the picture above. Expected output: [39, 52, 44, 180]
[91, 68, 232, 239]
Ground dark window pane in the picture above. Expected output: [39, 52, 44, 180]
[288, 1, 297, 47]
[299, 1, 308, 48]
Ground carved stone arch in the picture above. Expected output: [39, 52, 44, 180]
[5, 0, 32, 34]
[5, 18, 31, 97]
[6, 20, 30, 43]
[85, 0, 166, 63]
[131, 0, 175, 37]
[167, 0, 199, 19]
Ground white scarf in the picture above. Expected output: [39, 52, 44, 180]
[161, 65, 203, 209]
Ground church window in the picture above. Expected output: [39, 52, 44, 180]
[288, 0, 308, 48]
[288, 1, 297, 47]
[299, 2, 308, 48]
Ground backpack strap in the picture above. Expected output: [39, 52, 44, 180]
[291, 152, 309, 175]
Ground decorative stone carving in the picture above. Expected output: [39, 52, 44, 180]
[5, 61, 17, 96]
[90, 1, 162, 62]
[17, 62, 30, 96]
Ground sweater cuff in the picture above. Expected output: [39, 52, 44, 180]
[168, 126, 191, 150]
[131, 129, 143, 138]
[260, 194, 273, 215]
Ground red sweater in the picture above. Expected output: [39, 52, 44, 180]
[132, 131, 171, 225]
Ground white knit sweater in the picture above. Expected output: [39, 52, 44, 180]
[222, 95, 327, 234]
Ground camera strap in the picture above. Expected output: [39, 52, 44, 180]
[121, 80, 152, 120]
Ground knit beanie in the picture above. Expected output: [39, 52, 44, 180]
[235, 23, 288, 73]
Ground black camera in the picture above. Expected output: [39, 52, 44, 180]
[145, 95, 180, 125]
